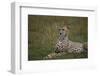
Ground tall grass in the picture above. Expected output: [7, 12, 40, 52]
[28, 15, 88, 60]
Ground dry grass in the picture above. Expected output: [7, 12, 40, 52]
[28, 15, 88, 60]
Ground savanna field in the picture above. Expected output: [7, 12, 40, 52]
[28, 15, 88, 60]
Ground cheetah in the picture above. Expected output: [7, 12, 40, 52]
[55, 26, 87, 53]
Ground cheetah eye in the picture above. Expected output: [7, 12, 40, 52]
[58, 29, 61, 31]
[62, 29, 64, 31]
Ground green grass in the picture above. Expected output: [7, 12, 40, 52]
[28, 15, 88, 60]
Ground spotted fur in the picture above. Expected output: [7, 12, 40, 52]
[55, 26, 86, 53]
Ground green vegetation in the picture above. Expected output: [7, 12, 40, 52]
[28, 15, 88, 60]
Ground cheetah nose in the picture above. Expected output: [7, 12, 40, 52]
[60, 33, 62, 35]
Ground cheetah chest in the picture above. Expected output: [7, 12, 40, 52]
[56, 40, 69, 52]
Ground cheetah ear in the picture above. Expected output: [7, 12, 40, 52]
[54, 23, 58, 28]
[56, 25, 58, 29]
[66, 25, 71, 30]
[63, 25, 70, 30]
[56, 25, 60, 30]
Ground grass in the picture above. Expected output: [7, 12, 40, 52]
[28, 15, 88, 60]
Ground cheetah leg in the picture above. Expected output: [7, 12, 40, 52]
[43, 52, 66, 59]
